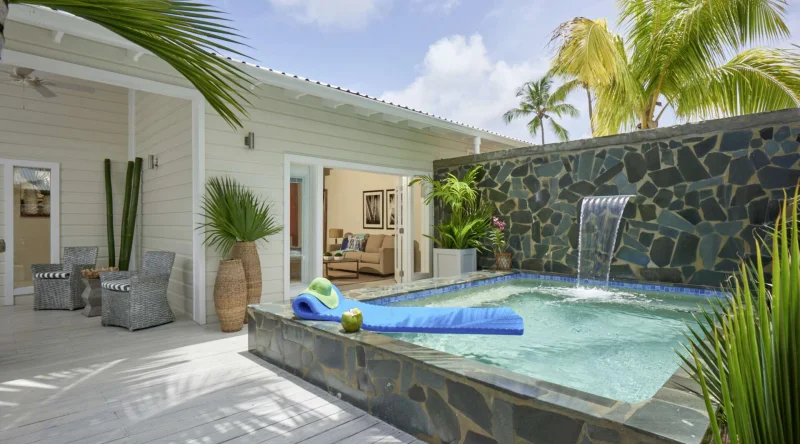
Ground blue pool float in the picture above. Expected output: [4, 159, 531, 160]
[292, 278, 524, 335]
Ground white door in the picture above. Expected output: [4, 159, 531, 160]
[2, 160, 60, 305]
[394, 177, 414, 284]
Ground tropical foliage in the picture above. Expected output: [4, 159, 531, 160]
[503, 74, 579, 144]
[198, 177, 283, 257]
[549, 0, 800, 136]
[411, 166, 493, 251]
[684, 186, 799, 444]
[488, 216, 508, 254]
[1, 0, 253, 127]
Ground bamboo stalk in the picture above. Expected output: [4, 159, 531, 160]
[118, 161, 134, 270]
[104, 159, 115, 268]
[121, 157, 143, 271]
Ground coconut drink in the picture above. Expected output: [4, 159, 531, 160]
[341, 308, 363, 333]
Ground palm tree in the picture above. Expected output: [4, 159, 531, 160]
[548, 18, 628, 135]
[503, 74, 579, 145]
[0, 0, 253, 128]
[549, 0, 800, 136]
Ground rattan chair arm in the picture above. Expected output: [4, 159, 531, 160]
[100, 271, 134, 283]
[31, 264, 64, 274]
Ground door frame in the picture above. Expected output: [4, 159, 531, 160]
[283, 154, 431, 301]
[2, 159, 61, 305]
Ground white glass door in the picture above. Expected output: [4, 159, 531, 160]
[289, 166, 311, 291]
[394, 177, 415, 284]
[2, 160, 60, 305]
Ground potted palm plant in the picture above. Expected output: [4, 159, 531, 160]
[411, 166, 493, 277]
[199, 177, 283, 329]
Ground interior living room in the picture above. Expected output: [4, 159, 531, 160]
[289, 167, 426, 291]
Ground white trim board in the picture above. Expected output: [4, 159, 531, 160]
[2, 159, 61, 306]
[192, 98, 207, 324]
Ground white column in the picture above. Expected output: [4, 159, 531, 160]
[473, 136, 481, 154]
[191, 97, 207, 325]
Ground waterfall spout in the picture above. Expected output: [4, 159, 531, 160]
[577, 196, 633, 287]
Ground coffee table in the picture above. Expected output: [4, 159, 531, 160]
[324, 258, 360, 280]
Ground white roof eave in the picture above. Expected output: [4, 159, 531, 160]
[8, 4, 528, 148]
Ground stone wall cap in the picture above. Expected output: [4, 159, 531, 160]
[435, 108, 800, 169]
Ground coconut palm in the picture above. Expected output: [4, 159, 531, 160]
[0, 0, 253, 128]
[503, 74, 579, 145]
[548, 17, 628, 135]
[549, 0, 800, 136]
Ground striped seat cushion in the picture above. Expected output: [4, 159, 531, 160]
[102, 280, 131, 292]
[34, 271, 70, 279]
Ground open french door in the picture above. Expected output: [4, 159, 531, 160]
[394, 177, 414, 284]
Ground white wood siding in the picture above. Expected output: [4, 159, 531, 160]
[204, 85, 472, 323]
[135, 92, 194, 316]
[0, 73, 128, 281]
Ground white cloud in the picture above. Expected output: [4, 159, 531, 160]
[267, 0, 390, 30]
[381, 34, 550, 143]
[412, 0, 461, 14]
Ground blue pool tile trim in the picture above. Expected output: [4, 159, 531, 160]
[367, 272, 728, 307]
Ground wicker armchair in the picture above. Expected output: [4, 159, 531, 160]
[32, 247, 99, 310]
[100, 251, 176, 331]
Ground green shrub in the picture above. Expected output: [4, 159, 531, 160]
[411, 165, 492, 251]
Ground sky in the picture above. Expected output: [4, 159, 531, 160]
[212, 0, 799, 145]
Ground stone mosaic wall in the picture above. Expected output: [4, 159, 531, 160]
[434, 110, 800, 287]
[249, 301, 709, 444]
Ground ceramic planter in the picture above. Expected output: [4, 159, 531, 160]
[433, 248, 477, 277]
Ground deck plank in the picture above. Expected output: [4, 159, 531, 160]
[0, 299, 416, 444]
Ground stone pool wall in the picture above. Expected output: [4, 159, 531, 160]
[249, 297, 710, 444]
[434, 109, 800, 287]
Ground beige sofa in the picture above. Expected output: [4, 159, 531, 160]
[328, 234, 420, 276]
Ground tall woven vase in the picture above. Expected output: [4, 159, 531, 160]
[214, 259, 247, 332]
[231, 241, 262, 323]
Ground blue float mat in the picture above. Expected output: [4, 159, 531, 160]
[292, 285, 524, 335]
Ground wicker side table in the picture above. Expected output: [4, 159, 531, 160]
[81, 278, 102, 317]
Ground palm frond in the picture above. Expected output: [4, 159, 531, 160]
[549, 102, 580, 118]
[674, 47, 800, 121]
[198, 176, 283, 256]
[6, 0, 255, 128]
[548, 17, 628, 88]
[549, 118, 570, 142]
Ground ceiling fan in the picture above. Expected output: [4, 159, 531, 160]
[1, 67, 96, 98]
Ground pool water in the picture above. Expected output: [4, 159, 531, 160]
[385, 279, 711, 403]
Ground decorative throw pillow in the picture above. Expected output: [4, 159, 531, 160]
[346, 237, 363, 252]
[344, 234, 369, 252]
[341, 237, 349, 250]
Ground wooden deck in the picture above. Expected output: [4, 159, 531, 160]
[0, 297, 417, 444]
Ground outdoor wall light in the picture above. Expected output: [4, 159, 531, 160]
[147, 154, 159, 170]
[244, 132, 256, 150]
